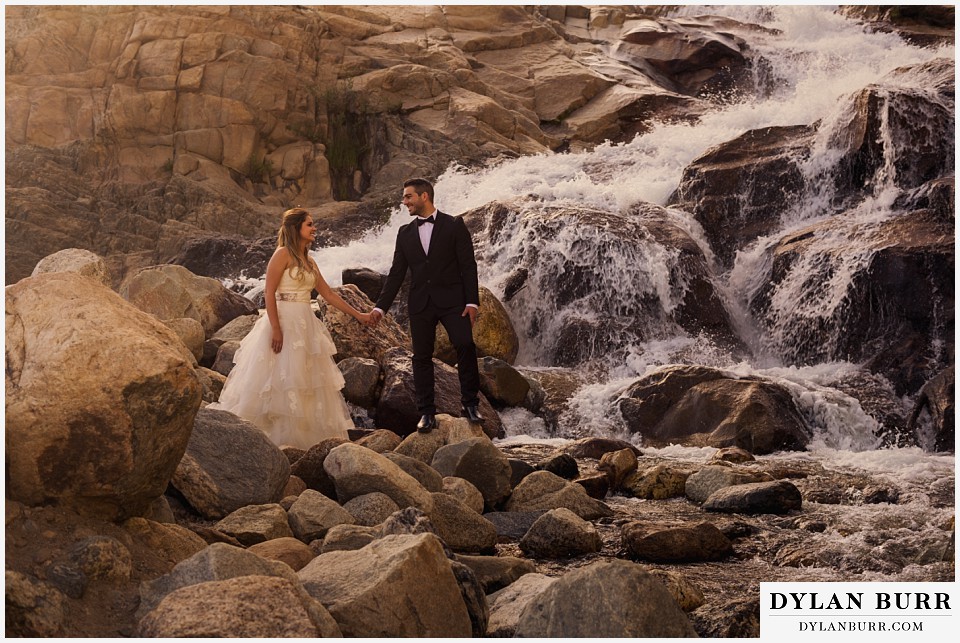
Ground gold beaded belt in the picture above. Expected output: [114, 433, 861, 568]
[276, 292, 310, 302]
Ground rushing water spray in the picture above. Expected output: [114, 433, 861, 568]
[302, 6, 952, 449]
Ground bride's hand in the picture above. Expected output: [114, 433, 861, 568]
[356, 311, 372, 326]
[271, 328, 283, 353]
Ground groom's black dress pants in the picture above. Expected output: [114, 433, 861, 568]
[410, 300, 480, 415]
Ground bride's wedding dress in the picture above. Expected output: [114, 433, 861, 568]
[209, 267, 352, 449]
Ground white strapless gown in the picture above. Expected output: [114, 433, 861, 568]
[209, 268, 352, 449]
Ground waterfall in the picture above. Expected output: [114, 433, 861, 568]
[303, 6, 951, 447]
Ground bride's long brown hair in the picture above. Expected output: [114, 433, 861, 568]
[277, 208, 320, 282]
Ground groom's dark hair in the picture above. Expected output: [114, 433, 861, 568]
[404, 177, 434, 202]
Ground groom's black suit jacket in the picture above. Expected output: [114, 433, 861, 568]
[376, 210, 479, 316]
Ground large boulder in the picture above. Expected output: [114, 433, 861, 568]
[430, 437, 513, 509]
[298, 533, 473, 637]
[317, 285, 410, 362]
[136, 542, 297, 620]
[751, 207, 954, 397]
[514, 559, 698, 637]
[427, 492, 498, 553]
[289, 438, 349, 499]
[170, 408, 291, 519]
[462, 199, 743, 367]
[668, 124, 814, 268]
[486, 573, 556, 637]
[518, 508, 602, 559]
[375, 347, 504, 438]
[685, 464, 771, 504]
[137, 575, 341, 637]
[617, 365, 811, 454]
[119, 264, 257, 336]
[435, 286, 520, 365]
[31, 248, 110, 286]
[322, 443, 435, 512]
[5, 273, 202, 520]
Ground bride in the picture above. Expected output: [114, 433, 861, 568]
[209, 207, 371, 449]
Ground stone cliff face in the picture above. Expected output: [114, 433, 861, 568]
[6, 4, 758, 285]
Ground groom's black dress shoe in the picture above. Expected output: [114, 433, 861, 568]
[462, 405, 484, 423]
[416, 414, 437, 433]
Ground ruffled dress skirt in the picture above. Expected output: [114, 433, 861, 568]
[209, 299, 353, 449]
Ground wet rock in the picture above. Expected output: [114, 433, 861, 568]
[862, 485, 900, 505]
[288, 489, 356, 542]
[908, 366, 955, 452]
[342, 492, 400, 527]
[751, 207, 953, 397]
[137, 575, 340, 637]
[536, 452, 579, 480]
[519, 508, 602, 559]
[248, 537, 316, 572]
[171, 408, 291, 519]
[514, 559, 698, 637]
[342, 267, 384, 303]
[618, 365, 811, 454]
[622, 522, 734, 563]
[431, 437, 513, 509]
[669, 124, 814, 267]
[168, 234, 274, 285]
[298, 533, 472, 637]
[702, 480, 803, 514]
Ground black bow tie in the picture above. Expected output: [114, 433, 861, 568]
[416, 216, 435, 226]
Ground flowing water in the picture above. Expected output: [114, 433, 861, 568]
[299, 6, 954, 571]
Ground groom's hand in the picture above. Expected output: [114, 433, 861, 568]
[462, 306, 478, 327]
[368, 309, 383, 327]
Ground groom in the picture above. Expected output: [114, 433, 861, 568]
[369, 178, 484, 433]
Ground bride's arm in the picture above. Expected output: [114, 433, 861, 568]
[265, 248, 289, 353]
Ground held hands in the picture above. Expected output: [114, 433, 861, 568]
[367, 309, 383, 327]
[356, 311, 373, 326]
[271, 328, 283, 353]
